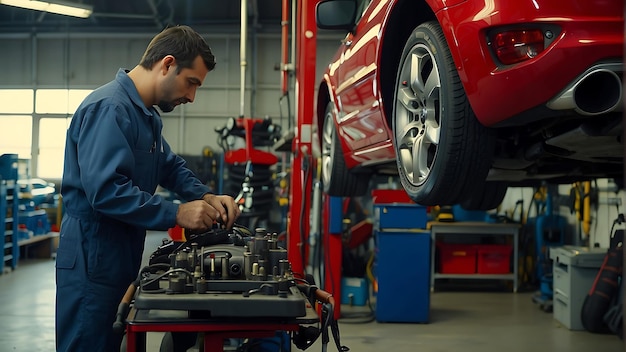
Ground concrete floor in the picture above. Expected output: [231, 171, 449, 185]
[0, 231, 623, 352]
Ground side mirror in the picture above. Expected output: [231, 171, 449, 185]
[316, 0, 358, 31]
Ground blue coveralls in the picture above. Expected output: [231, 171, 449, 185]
[55, 69, 211, 352]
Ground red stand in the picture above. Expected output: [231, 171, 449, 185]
[125, 308, 310, 352]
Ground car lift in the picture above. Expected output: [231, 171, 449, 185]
[284, 0, 344, 320]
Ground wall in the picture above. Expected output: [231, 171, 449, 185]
[498, 181, 626, 250]
[0, 30, 344, 156]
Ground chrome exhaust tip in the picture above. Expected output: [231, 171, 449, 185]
[547, 64, 623, 116]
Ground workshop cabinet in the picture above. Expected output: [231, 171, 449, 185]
[550, 246, 606, 330]
[374, 203, 430, 323]
[376, 203, 427, 230]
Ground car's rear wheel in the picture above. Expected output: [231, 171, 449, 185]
[322, 102, 370, 196]
[460, 181, 508, 211]
[392, 21, 495, 206]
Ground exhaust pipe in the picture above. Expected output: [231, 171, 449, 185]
[547, 64, 623, 116]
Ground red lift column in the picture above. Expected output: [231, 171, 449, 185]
[286, 0, 343, 319]
[287, 0, 318, 276]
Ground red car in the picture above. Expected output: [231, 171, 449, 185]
[315, 0, 624, 209]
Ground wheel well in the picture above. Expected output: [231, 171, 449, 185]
[316, 84, 331, 145]
[379, 1, 437, 129]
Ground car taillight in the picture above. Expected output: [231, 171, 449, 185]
[493, 29, 545, 65]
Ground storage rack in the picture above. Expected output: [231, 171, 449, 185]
[430, 222, 520, 292]
[0, 154, 20, 273]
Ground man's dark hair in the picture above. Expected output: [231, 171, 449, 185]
[139, 25, 216, 73]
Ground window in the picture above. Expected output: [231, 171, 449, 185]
[38, 118, 72, 179]
[0, 90, 33, 114]
[0, 116, 32, 159]
[36, 89, 92, 114]
[0, 88, 92, 179]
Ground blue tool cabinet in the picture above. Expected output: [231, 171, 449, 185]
[374, 203, 430, 323]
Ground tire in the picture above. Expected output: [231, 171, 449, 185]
[392, 21, 495, 206]
[460, 181, 508, 211]
[321, 102, 371, 196]
[160, 332, 198, 352]
[159, 332, 174, 352]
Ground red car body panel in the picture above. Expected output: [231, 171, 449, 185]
[323, 0, 395, 168]
[320, 0, 624, 169]
[440, 0, 624, 126]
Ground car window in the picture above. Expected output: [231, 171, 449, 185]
[355, 0, 373, 24]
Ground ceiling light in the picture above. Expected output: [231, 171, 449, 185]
[0, 0, 93, 18]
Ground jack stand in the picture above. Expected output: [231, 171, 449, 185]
[532, 293, 553, 313]
[531, 274, 553, 312]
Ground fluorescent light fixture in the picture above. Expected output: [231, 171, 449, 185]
[0, 0, 93, 18]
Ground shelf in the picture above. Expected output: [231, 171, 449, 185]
[17, 232, 56, 247]
[1, 155, 57, 270]
[19, 209, 46, 216]
[1, 153, 20, 273]
[18, 232, 58, 259]
[434, 273, 515, 280]
[430, 222, 520, 292]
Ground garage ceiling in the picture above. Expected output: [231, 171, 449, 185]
[0, 0, 283, 34]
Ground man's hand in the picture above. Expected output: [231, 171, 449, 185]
[175, 195, 240, 231]
[175, 200, 221, 231]
[202, 194, 241, 228]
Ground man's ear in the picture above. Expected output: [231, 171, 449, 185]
[161, 55, 176, 74]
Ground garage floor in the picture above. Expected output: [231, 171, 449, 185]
[0, 231, 623, 352]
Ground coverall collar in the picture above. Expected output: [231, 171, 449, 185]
[115, 68, 158, 118]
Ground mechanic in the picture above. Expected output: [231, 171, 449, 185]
[55, 25, 241, 352]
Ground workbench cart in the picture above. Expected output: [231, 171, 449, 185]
[124, 306, 319, 352]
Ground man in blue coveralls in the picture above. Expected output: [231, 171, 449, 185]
[55, 25, 241, 351]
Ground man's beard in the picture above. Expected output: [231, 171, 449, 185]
[158, 100, 175, 113]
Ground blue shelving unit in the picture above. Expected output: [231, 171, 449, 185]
[0, 178, 7, 273]
[0, 154, 20, 273]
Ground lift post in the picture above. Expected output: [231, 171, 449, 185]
[286, 0, 318, 276]
[284, 0, 344, 320]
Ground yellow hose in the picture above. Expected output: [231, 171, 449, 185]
[366, 250, 377, 294]
[582, 181, 591, 238]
